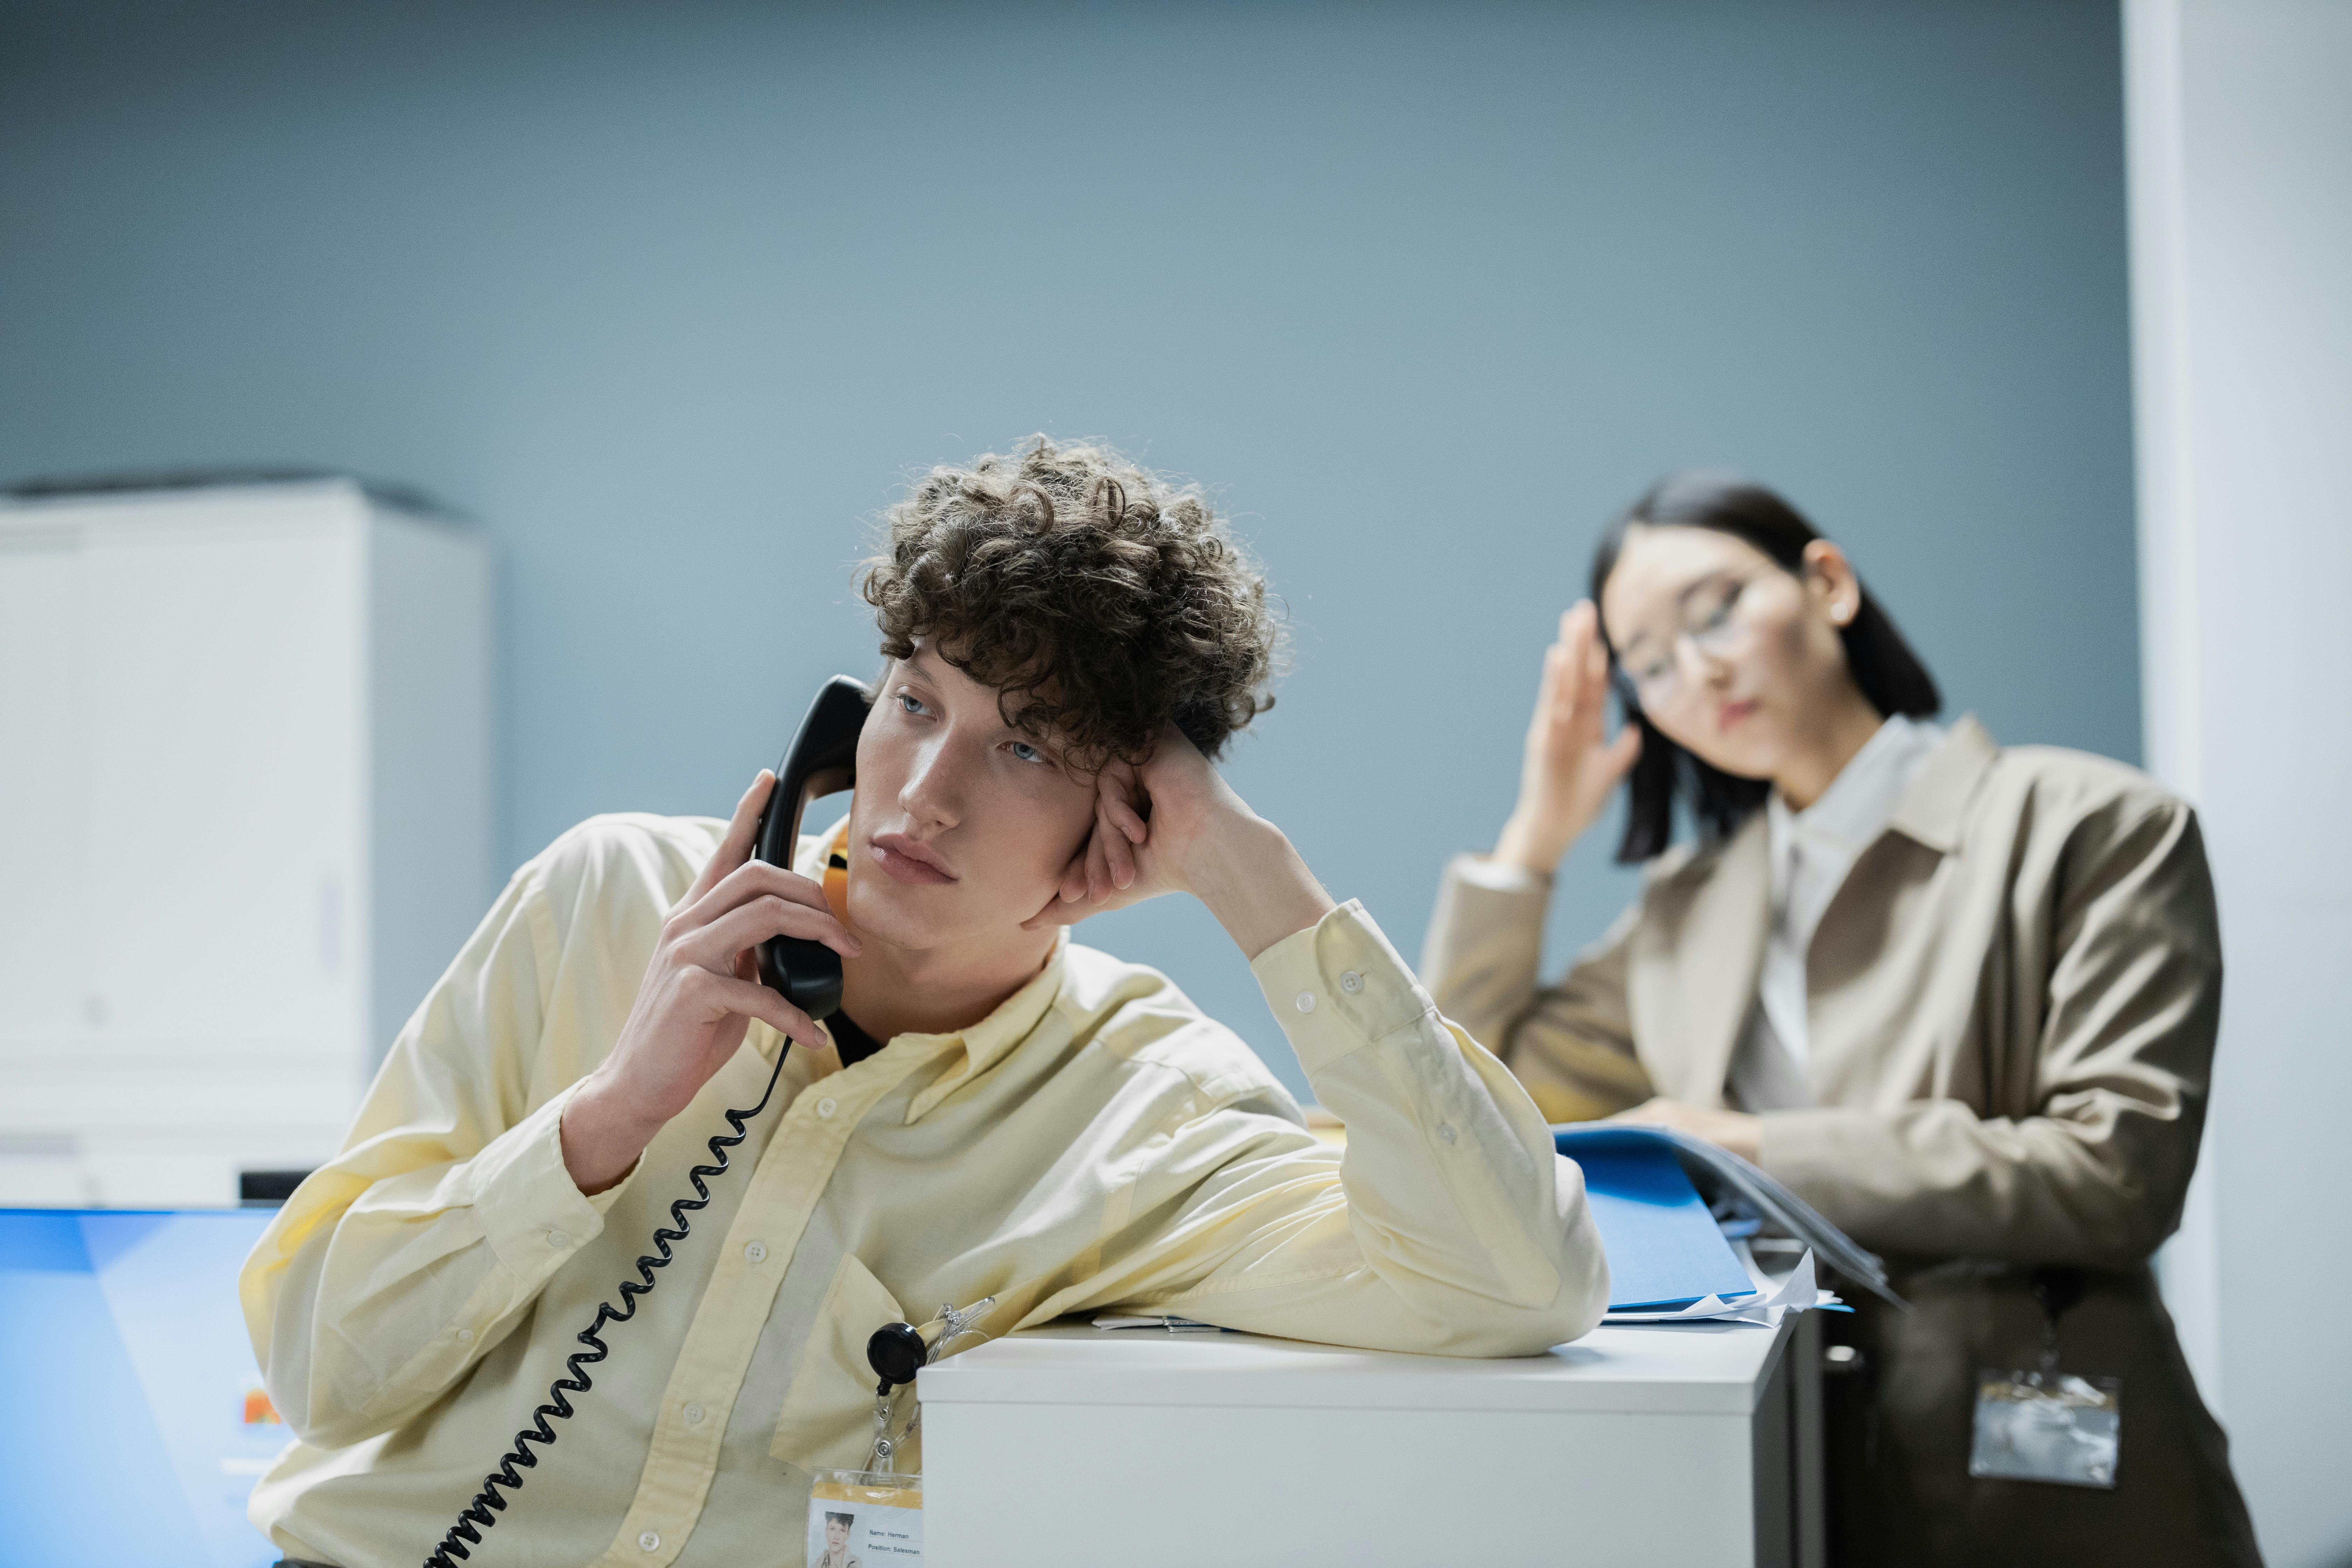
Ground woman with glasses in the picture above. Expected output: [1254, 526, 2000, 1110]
[1421, 474, 2257, 1566]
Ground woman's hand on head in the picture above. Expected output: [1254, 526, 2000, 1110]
[1606, 1097, 1762, 1164]
[560, 770, 862, 1195]
[1025, 726, 1335, 960]
[1493, 601, 1643, 876]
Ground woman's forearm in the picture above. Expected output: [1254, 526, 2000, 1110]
[1493, 810, 1575, 876]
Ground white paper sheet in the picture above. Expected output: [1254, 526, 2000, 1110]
[1602, 1248, 1841, 1326]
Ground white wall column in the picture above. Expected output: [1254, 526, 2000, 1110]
[2125, 3, 2352, 1563]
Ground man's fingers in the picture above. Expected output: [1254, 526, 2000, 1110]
[1085, 829, 1111, 903]
[684, 967, 826, 1051]
[677, 857, 832, 934]
[710, 856, 835, 910]
[687, 771, 777, 903]
[1022, 867, 1156, 931]
[1023, 891, 1086, 931]
[1105, 792, 1149, 846]
[1022, 885, 1076, 930]
[678, 894, 860, 972]
[1100, 760, 1149, 844]
[723, 771, 777, 860]
[1099, 802, 1137, 890]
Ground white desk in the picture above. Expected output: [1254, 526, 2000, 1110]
[918, 1313, 1822, 1567]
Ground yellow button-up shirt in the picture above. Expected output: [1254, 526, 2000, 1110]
[242, 813, 1607, 1568]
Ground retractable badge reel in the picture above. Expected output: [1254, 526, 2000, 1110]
[1968, 1268, 2121, 1490]
[807, 1296, 996, 1568]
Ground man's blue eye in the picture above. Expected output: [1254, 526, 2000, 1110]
[1009, 741, 1045, 764]
[895, 692, 925, 715]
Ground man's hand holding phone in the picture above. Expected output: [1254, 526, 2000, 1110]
[560, 771, 862, 1196]
[1026, 725, 1336, 962]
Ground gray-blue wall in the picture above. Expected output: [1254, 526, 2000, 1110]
[0, 0, 2136, 1101]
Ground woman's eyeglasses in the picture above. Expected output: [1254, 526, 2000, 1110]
[1614, 575, 1754, 710]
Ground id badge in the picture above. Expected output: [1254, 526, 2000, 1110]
[810, 1469, 923, 1565]
[1968, 1368, 2121, 1488]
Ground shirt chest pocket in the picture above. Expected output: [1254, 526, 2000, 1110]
[770, 1251, 905, 1474]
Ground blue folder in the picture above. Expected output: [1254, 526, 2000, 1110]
[1554, 1127, 1758, 1311]
[0, 1209, 283, 1567]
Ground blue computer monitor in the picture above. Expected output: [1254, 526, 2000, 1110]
[0, 1208, 285, 1567]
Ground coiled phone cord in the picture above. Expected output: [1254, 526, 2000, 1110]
[422, 1051, 788, 1568]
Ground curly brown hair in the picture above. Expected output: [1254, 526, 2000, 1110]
[860, 436, 1280, 770]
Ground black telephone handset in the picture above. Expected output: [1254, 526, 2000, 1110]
[425, 677, 871, 1568]
[751, 674, 870, 1023]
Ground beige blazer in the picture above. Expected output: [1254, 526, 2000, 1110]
[1422, 717, 2217, 1269]
[1422, 719, 2258, 1562]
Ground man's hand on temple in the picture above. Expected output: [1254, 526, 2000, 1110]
[559, 770, 862, 1195]
[1026, 724, 1336, 960]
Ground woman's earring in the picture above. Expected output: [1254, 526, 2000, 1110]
[1832, 602, 1855, 627]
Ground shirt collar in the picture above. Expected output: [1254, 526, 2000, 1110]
[899, 932, 1069, 1123]
[1768, 713, 1942, 874]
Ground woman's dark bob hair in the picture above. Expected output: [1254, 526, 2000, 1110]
[1592, 473, 1941, 864]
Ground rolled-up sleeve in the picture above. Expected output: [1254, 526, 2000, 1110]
[1130, 901, 1610, 1356]
[238, 856, 637, 1450]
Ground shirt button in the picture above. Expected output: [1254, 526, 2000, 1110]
[744, 1241, 768, 1265]
[684, 1401, 705, 1426]
[547, 1230, 571, 1250]
[638, 1531, 661, 1553]
[817, 1096, 838, 1119]
[454, 1327, 474, 1345]
[1340, 970, 1364, 994]
[1294, 990, 1317, 1014]
[1437, 1124, 1457, 1144]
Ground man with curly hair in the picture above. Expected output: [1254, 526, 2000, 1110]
[240, 438, 1610, 1568]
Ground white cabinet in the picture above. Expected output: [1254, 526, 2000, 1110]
[921, 1319, 1813, 1568]
[0, 478, 492, 1206]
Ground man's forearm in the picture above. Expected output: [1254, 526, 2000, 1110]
[1180, 901, 1609, 1355]
[560, 1074, 661, 1194]
[1186, 814, 1338, 961]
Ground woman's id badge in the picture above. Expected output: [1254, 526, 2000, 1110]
[1968, 1368, 2121, 1488]
[810, 1468, 923, 1566]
